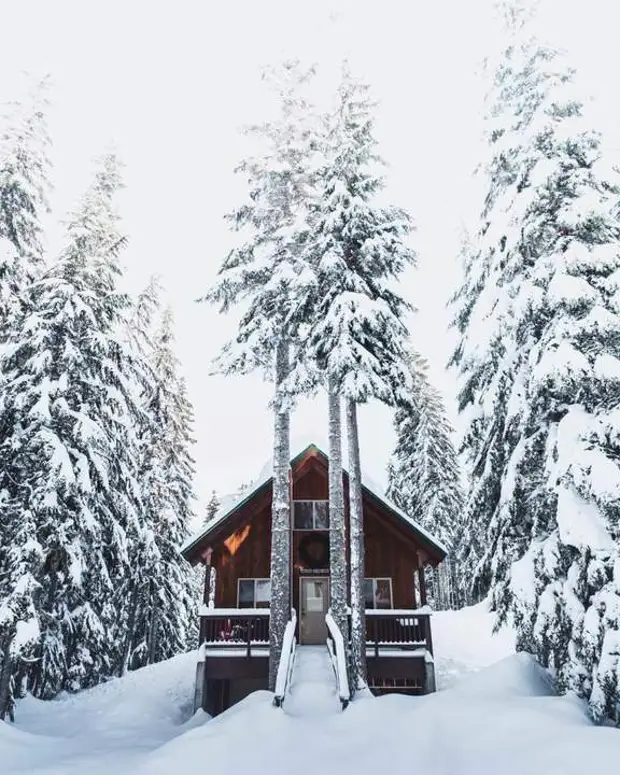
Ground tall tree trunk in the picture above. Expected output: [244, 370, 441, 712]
[328, 376, 348, 640]
[268, 339, 291, 691]
[346, 398, 366, 687]
[0, 639, 15, 722]
[118, 580, 139, 676]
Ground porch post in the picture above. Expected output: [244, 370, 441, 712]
[200, 548, 214, 645]
[289, 467, 294, 616]
[418, 564, 427, 607]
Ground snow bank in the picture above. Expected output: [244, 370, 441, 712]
[3, 650, 205, 775]
[135, 652, 619, 775]
[5, 608, 619, 775]
[432, 600, 517, 688]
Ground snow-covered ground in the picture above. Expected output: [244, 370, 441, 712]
[3, 603, 619, 775]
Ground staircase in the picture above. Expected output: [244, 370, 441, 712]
[283, 646, 340, 717]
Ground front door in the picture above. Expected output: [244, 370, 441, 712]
[300, 577, 329, 645]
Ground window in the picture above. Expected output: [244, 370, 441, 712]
[237, 578, 271, 608]
[364, 578, 393, 609]
[293, 500, 330, 530]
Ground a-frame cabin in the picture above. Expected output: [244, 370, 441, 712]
[181, 443, 447, 716]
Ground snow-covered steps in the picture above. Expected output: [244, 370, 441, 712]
[283, 646, 340, 718]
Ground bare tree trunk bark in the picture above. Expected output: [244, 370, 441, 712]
[118, 581, 139, 676]
[346, 398, 366, 687]
[0, 639, 15, 722]
[268, 339, 291, 691]
[328, 376, 348, 641]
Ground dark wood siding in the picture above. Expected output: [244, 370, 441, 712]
[213, 494, 272, 607]
[207, 449, 426, 611]
[364, 499, 418, 609]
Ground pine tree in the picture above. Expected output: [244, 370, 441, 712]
[0, 154, 143, 709]
[451, 5, 620, 721]
[205, 491, 220, 525]
[0, 78, 51, 294]
[124, 308, 197, 671]
[387, 353, 463, 609]
[387, 352, 463, 550]
[290, 66, 416, 684]
[204, 61, 319, 690]
[0, 79, 51, 720]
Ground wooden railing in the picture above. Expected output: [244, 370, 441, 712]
[199, 608, 270, 658]
[273, 609, 297, 708]
[326, 610, 351, 709]
[363, 610, 433, 658]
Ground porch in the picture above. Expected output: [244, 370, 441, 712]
[195, 605, 435, 713]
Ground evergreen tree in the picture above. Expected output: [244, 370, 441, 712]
[0, 78, 51, 294]
[451, 6, 620, 720]
[123, 308, 197, 671]
[387, 352, 463, 550]
[0, 80, 52, 719]
[290, 66, 416, 684]
[205, 490, 220, 525]
[204, 61, 319, 690]
[387, 353, 464, 609]
[0, 155, 142, 710]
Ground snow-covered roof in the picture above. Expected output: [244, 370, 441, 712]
[181, 440, 448, 559]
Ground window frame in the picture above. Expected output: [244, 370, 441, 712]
[292, 499, 330, 531]
[237, 577, 271, 608]
[363, 577, 393, 610]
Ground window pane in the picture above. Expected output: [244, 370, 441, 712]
[294, 501, 313, 530]
[314, 501, 329, 529]
[304, 579, 327, 612]
[363, 578, 374, 609]
[375, 579, 392, 609]
[255, 579, 271, 608]
[238, 580, 255, 608]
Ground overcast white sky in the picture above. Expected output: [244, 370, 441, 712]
[2, 0, 619, 513]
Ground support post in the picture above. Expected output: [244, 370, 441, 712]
[424, 653, 436, 694]
[418, 565, 427, 606]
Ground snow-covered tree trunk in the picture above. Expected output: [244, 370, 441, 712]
[328, 376, 348, 640]
[346, 398, 366, 686]
[268, 339, 291, 691]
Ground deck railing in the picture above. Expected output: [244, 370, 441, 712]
[326, 610, 351, 709]
[273, 609, 297, 708]
[199, 608, 270, 657]
[363, 609, 433, 658]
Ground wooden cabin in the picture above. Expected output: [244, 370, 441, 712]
[181, 443, 446, 715]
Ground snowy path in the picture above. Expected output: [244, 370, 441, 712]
[284, 646, 339, 717]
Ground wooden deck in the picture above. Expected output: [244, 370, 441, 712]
[196, 606, 435, 713]
[355, 610, 435, 696]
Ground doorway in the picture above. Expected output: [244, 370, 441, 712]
[300, 577, 329, 645]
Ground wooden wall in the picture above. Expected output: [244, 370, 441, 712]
[210, 453, 423, 610]
[213, 493, 272, 607]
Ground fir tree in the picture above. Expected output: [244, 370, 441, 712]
[451, 6, 620, 720]
[205, 491, 220, 525]
[0, 79, 51, 720]
[124, 308, 197, 671]
[387, 352, 463, 550]
[0, 154, 141, 708]
[387, 353, 463, 609]
[289, 66, 416, 683]
[204, 61, 319, 689]
[0, 78, 51, 291]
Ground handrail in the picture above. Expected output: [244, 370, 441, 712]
[325, 610, 351, 709]
[273, 609, 297, 708]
